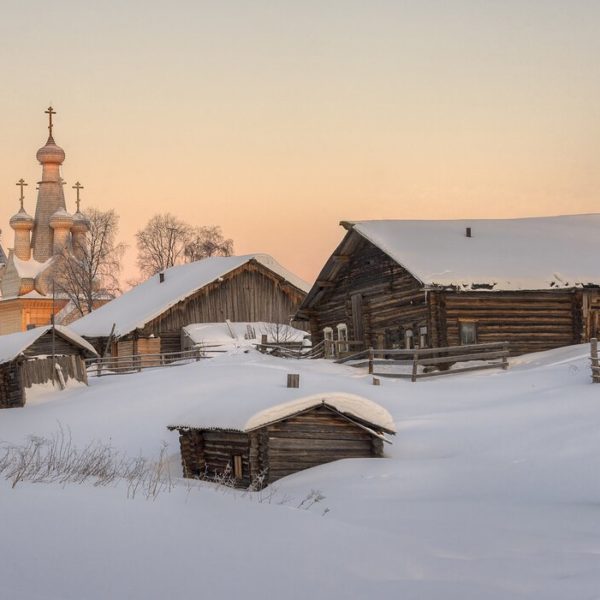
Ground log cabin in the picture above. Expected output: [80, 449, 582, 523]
[295, 215, 600, 355]
[70, 254, 310, 356]
[0, 325, 97, 408]
[168, 393, 395, 488]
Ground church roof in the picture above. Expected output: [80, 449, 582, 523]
[70, 254, 310, 338]
[0, 245, 7, 266]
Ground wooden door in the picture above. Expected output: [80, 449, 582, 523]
[351, 293, 363, 343]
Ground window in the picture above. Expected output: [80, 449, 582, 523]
[459, 322, 477, 345]
[404, 329, 414, 349]
[336, 323, 348, 353]
[232, 455, 243, 480]
[323, 326, 335, 358]
[419, 326, 428, 349]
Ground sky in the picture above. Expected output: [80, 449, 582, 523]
[0, 0, 599, 285]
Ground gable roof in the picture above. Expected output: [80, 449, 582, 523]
[301, 214, 600, 313]
[0, 325, 98, 365]
[345, 215, 600, 291]
[168, 392, 396, 436]
[70, 254, 310, 338]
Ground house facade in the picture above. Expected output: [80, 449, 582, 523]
[296, 217, 600, 356]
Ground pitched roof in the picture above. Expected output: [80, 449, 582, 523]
[345, 215, 600, 291]
[169, 392, 396, 436]
[71, 254, 310, 338]
[0, 325, 98, 365]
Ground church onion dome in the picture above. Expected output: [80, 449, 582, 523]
[71, 210, 90, 233]
[49, 208, 74, 229]
[9, 208, 34, 231]
[36, 138, 66, 165]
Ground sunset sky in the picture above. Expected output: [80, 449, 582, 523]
[1, 0, 599, 284]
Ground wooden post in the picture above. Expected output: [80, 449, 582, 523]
[372, 377, 380, 386]
[411, 351, 419, 383]
[368, 347, 374, 374]
[287, 374, 300, 388]
[502, 342, 509, 370]
[592, 338, 599, 383]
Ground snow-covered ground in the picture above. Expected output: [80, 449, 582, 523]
[1, 345, 600, 599]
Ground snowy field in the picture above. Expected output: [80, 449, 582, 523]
[1, 345, 600, 599]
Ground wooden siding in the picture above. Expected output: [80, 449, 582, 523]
[23, 330, 91, 358]
[175, 405, 386, 488]
[307, 237, 428, 348]
[264, 406, 381, 482]
[0, 362, 24, 409]
[441, 291, 581, 354]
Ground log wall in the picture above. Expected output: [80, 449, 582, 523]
[264, 406, 379, 483]
[308, 239, 428, 348]
[0, 362, 24, 409]
[440, 290, 581, 354]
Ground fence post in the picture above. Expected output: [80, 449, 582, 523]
[411, 351, 419, 383]
[368, 347, 374, 374]
[287, 374, 300, 388]
[592, 338, 599, 383]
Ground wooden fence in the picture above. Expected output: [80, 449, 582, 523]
[21, 355, 88, 389]
[591, 338, 600, 383]
[86, 348, 203, 377]
[336, 341, 510, 382]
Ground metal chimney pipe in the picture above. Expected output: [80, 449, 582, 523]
[466, 227, 472, 238]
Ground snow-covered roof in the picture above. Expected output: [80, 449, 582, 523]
[344, 214, 600, 291]
[71, 255, 310, 338]
[183, 322, 308, 347]
[170, 391, 396, 435]
[13, 255, 53, 279]
[0, 325, 97, 365]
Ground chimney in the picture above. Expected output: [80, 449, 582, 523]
[466, 227, 472, 238]
[159, 272, 165, 283]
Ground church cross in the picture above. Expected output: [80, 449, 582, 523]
[72, 181, 84, 212]
[16, 178, 27, 210]
[45, 106, 56, 138]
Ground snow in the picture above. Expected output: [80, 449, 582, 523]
[70, 254, 311, 338]
[347, 214, 600, 290]
[183, 321, 308, 350]
[172, 391, 396, 434]
[1, 345, 600, 598]
[0, 324, 97, 364]
[12, 254, 53, 279]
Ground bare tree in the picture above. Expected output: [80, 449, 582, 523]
[135, 213, 191, 277]
[184, 225, 234, 262]
[52, 207, 126, 317]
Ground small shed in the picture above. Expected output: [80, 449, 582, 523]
[0, 325, 98, 409]
[168, 393, 395, 488]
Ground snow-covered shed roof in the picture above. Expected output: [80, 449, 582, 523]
[341, 215, 600, 291]
[71, 255, 310, 338]
[169, 392, 396, 436]
[183, 322, 308, 348]
[0, 325, 98, 365]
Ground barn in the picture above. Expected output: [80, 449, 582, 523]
[0, 325, 97, 409]
[296, 215, 600, 355]
[168, 393, 395, 488]
[70, 254, 309, 356]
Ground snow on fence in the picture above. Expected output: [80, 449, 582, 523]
[336, 341, 510, 382]
[85, 348, 203, 377]
[255, 340, 325, 359]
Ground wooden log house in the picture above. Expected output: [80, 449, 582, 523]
[0, 325, 97, 409]
[71, 254, 309, 356]
[168, 393, 395, 488]
[295, 216, 600, 355]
